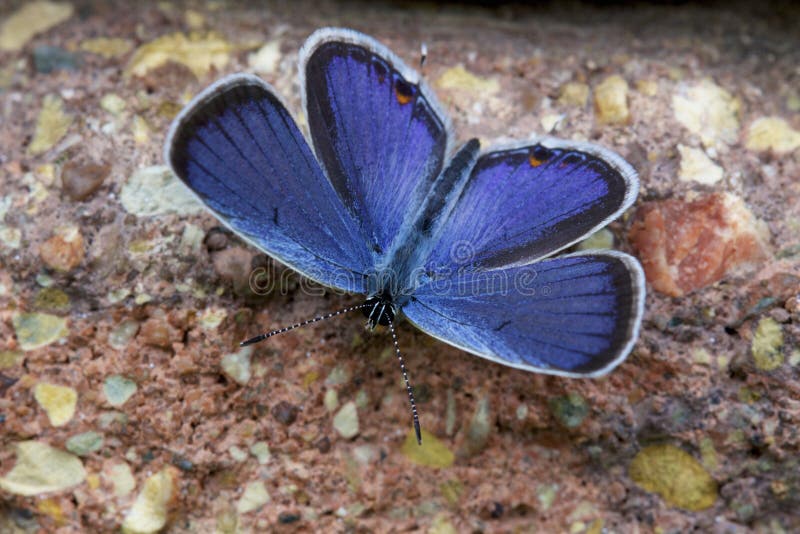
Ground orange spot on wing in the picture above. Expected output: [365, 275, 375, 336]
[528, 155, 543, 167]
[395, 90, 412, 105]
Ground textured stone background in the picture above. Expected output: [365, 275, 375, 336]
[1, 0, 799, 532]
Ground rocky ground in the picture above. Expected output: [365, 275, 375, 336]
[0, 0, 799, 532]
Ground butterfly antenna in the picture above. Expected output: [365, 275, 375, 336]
[240, 303, 369, 346]
[419, 42, 428, 73]
[386, 315, 422, 445]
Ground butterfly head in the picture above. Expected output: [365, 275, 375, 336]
[363, 292, 396, 329]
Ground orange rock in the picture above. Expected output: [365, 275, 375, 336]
[629, 193, 769, 296]
[139, 314, 181, 349]
[39, 226, 84, 272]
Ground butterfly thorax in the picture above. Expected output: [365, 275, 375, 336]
[363, 292, 396, 329]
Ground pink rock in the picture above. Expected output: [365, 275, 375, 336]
[629, 193, 769, 296]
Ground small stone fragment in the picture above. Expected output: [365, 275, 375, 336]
[120, 166, 203, 216]
[751, 317, 784, 371]
[179, 224, 205, 256]
[271, 401, 299, 426]
[401, 429, 454, 468]
[125, 32, 233, 79]
[122, 468, 178, 534]
[576, 228, 614, 251]
[65, 431, 103, 456]
[103, 375, 137, 407]
[12, 312, 69, 351]
[221, 346, 252, 386]
[629, 444, 718, 511]
[677, 145, 723, 185]
[249, 442, 270, 464]
[104, 462, 136, 498]
[138, 315, 180, 349]
[429, 514, 457, 534]
[248, 40, 281, 74]
[61, 162, 110, 201]
[0, 441, 86, 496]
[594, 75, 629, 124]
[0, 350, 24, 369]
[550, 393, 589, 428]
[333, 401, 359, 439]
[28, 95, 73, 156]
[100, 93, 126, 115]
[458, 398, 490, 458]
[229, 446, 248, 462]
[672, 79, 740, 149]
[33, 287, 70, 312]
[33, 382, 77, 427]
[109, 319, 140, 350]
[0, 1, 74, 52]
[237, 481, 270, 514]
[40, 225, 84, 272]
[558, 81, 589, 107]
[435, 65, 500, 95]
[132, 115, 151, 144]
[33, 45, 81, 73]
[80, 37, 133, 58]
[745, 117, 800, 154]
[629, 193, 769, 296]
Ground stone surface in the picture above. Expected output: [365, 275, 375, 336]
[121, 468, 178, 534]
[593, 74, 629, 124]
[39, 225, 84, 272]
[333, 401, 359, 439]
[1, 2, 799, 531]
[0, 1, 74, 52]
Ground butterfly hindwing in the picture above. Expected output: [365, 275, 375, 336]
[165, 74, 371, 293]
[301, 28, 452, 257]
[425, 138, 638, 272]
[403, 251, 645, 377]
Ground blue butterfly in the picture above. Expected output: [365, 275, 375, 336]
[165, 28, 645, 443]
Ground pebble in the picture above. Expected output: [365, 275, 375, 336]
[0, 1, 74, 52]
[237, 481, 270, 514]
[745, 116, 800, 154]
[221, 346, 252, 386]
[12, 312, 69, 351]
[28, 94, 73, 156]
[33, 45, 81, 73]
[65, 431, 104, 456]
[33, 287, 70, 313]
[120, 166, 203, 217]
[249, 441, 270, 464]
[751, 317, 784, 371]
[248, 40, 281, 74]
[435, 65, 500, 95]
[333, 401, 359, 439]
[139, 315, 180, 349]
[576, 228, 614, 251]
[103, 375, 137, 407]
[272, 401, 299, 426]
[61, 161, 110, 201]
[103, 462, 135, 498]
[33, 382, 77, 426]
[677, 145, 723, 185]
[204, 227, 229, 251]
[549, 392, 589, 428]
[0, 441, 86, 496]
[593, 75, 629, 124]
[79, 37, 132, 58]
[672, 79, 740, 149]
[629, 193, 768, 296]
[458, 397, 491, 458]
[629, 444, 717, 511]
[122, 468, 178, 534]
[108, 319, 140, 350]
[40, 225, 84, 272]
[401, 429, 454, 468]
[558, 81, 589, 107]
[125, 32, 233, 78]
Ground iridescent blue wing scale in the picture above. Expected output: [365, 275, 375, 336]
[300, 29, 452, 257]
[403, 251, 645, 377]
[165, 74, 372, 293]
[424, 138, 639, 272]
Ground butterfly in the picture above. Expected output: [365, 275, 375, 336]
[164, 28, 645, 443]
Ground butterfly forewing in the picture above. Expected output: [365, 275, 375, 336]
[165, 74, 372, 292]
